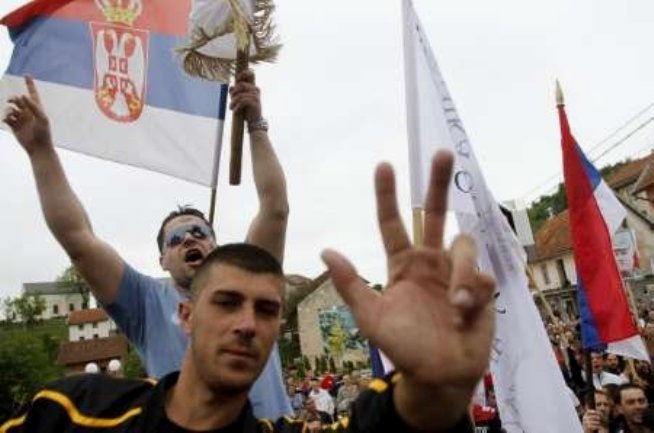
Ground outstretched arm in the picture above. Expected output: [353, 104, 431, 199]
[322, 151, 495, 431]
[230, 70, 289, 264]
[4, 76, 124, 304]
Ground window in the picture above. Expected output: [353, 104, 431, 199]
[93, 334, 99, 339]
[79, 336, 85, 341]
[541, 264, 551, 285]
[82, 301, 89, 310]
[92, 323, 98, 329]
[52, 305, 59, 315]
[69, 303, 75, 313]
[78, 324, 83, 331]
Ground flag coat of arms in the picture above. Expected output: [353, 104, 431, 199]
[558, 99, 648, 361]
[1, 0, 228, 186]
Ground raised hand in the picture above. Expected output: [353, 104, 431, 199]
[322, 151, 495, 428]
[3, 76, 53, 155]
[228, 69, 262, 123]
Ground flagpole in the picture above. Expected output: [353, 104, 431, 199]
[208, 89, 227, 226]
[412, 208, 424, 245]
[229, 44, 250, 185]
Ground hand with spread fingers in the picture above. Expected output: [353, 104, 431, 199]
[3, 76, 53, 155]
[321, 151, 495, 431]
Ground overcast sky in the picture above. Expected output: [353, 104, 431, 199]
[0, 0, 653, 298]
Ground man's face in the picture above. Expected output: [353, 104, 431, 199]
[160, 215, 216, 288]
[618, 388, 648, 426]
[310, 380, 320, 391]
[595, 393, 611, 424]
[648, 310, 654, 323]
[606, 354, 619, 370]
[180, 263, 283, 393]
[591, 353, 604, 373]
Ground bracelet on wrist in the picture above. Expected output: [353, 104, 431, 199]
[248, 117, 269, 133]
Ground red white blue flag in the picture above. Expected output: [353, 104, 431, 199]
[559, 100, 648, 361]
[0, 0, 228, 186]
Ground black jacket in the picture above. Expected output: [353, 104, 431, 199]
[1, 372, 473, 432]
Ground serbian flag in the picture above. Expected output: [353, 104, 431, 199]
[558, 93, 648, 361]
[0, 0, 228, 186]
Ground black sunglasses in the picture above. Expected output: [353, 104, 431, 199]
[164, 224, 211, 248]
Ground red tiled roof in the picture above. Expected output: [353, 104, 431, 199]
[531, 211, 572, 261]
[607, 152, 654, 189]
[56, 335, 127, 366]
[67, 308, 109, 326]
[631, 161, 654, 194]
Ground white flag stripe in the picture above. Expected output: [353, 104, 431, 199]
[0, 76, 223, 186]
[402, 1, 583, 431]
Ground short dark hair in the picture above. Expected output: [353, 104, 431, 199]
[584, 389, 608, 407]
[615, 383, 646, 405]
[157, 206, 215, 252]
[190, 243, 283, 296]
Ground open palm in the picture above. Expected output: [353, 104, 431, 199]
[322, 151, 495, 389]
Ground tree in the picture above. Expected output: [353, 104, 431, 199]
[57, 264, 90, 309]
[11, 293, 46, 326]
[123, 346, 146, 379]
[1, 297, 16, 323]
[328, 356, 337, 373]
[0, 329, 63, 420]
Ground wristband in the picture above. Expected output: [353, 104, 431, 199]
[248, 117, 269, 133]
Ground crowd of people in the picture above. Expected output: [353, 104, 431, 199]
[537, 312, 654, 433]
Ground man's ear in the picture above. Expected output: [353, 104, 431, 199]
[159, 253, 168, 271]
[178, 300, 193, 335]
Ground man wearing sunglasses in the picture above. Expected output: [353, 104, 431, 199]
[3, 70, 291, 419]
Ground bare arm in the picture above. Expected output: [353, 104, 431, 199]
[4, 77, 124, 304]
[230, 70, 289, 263]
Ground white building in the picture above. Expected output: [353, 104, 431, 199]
[67, 308, 118, 341]
[22, 281, 88, 320]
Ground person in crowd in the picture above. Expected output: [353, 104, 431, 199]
[308, 379, 335, 418]
[586, 352, 628, 389]
[335, 374, 360, 417]
[605, 354, 624, 376]
[287, 383, 305, 414]
[298, 396, 333, 427]
[581, 389, 612, 433]
[1, 151, 495, 432]
[642, 310, 654, 362]
[3, 72, 291, 419]
[613, 384, 651, 433]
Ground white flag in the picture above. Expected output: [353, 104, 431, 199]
[402, 1, 583, 431]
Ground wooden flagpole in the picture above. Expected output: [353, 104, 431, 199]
[229, 44, 250, 185]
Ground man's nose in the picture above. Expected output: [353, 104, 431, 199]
[234, 306, 256, 340]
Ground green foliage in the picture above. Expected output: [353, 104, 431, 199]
[0, 321, 65, 420]
[527, 183, 567, 232]
[328, 356, 337, 373]
[302, 355, 311, 371]
[57, 265, 90, 309]
[8, 294, 46, 326]
[123, 346, 146, 379]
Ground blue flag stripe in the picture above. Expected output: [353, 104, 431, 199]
[6, 16, 226, 119]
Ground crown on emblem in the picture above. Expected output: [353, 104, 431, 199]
[95, 0, 142, 26]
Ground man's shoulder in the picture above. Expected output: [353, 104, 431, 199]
[38, 374, 156, 406]
[2, 375, 158, 432]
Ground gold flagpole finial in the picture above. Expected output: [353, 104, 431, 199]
[555, 79, 565, 106]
